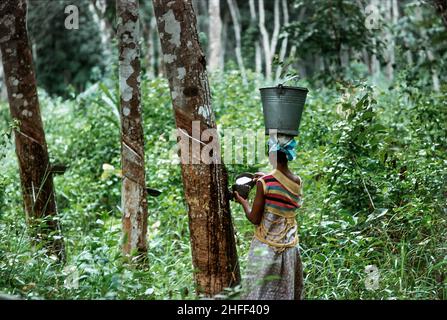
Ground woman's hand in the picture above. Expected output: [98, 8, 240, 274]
[253, 172, 266, 181]
[234, 191, 249, 206]
[234, 181, 265, 225]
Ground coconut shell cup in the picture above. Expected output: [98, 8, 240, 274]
[230, 172, 255, 200]
[232, 184, 251, 200]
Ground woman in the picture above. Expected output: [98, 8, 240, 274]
[234, 134, 304, 300]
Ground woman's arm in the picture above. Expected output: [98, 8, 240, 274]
[234, 180, 265, 225]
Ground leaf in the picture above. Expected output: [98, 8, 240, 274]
[366, 208, 389, 223]
[144, 288, 154, 295]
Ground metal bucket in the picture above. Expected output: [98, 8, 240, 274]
[260, 84, 309, 136]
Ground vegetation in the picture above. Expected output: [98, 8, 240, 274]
[0, 0, 445, 300]
[28, 0, 105, 96]
[0, 67, 445, 299]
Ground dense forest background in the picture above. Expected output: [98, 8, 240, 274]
[0, 0, 446, 299]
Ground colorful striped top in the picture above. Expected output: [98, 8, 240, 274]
[259, 169, 302, 217]
[254, 169, 302, 251]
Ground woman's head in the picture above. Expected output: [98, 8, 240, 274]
[267, 134, 296, 167]
[268, 150, 288, 167]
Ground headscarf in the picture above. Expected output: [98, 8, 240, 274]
[268, 134, 297, 161]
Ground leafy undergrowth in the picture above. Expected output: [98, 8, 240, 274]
[0, 70, 445, 299]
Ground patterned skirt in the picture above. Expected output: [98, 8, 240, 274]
[241, 211, 304, 300]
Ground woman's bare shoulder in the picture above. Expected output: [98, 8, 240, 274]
[279, 169, 302, 185]
[290, 173, 302, 185]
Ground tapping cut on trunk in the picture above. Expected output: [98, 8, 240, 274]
[152, 0, 240, 296]
[0, 0, 64, 260]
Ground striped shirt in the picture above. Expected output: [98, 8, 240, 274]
[254, 169, 302, 250]
[259, 170, 302, 216]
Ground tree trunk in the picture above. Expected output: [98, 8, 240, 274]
[249, 0, 262, 75]
[385, 0, 398, 81]
[116, 0, 149, 259]
[426, 50, 440, 91]
[156, 29, 166, 77]
[89, 1, 109, 54]
[255, 42, 262, 76]
[220, 10, 229, 70]
[416, 6, 441, 92]
[0, 0, 64, 260]
[149, 15, 157, 76]
[0, 51, 7, 101]
[270, 0, 280, 62]
[226, 0, 247, 83]
[433, 0, 447, 28]
[370, 0, 380, 77]
[90, 0, 116, 48]
[141, 15, 154, 77]
[259, 0, 272, 79]
[208, 0, 222, 72]
[152, 0, 240, 296]
[275, 0, 289, 81]
[147, 1, 164, 77]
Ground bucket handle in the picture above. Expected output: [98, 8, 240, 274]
[277, 83, 285, 95]
[279, 74, 300, 86]
[277, 75, 300, 95]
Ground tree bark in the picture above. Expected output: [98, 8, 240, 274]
[220, 10, 230, 71]
[270, 0, 281, 62]
[150, 12, 165, 77]
[117, 0, 149, 259]
[416, 6, 441, 92]
[0, 51, 7, 101]
[0, 0, 64, 259]
[385, 0, 398, 81]
[152, 0, 240, 296]
[275, 0, 290, 81]
[142, 21, 154, 77]
[370, 0, 380, 77]
[259, 0, 272, 79]
[90, 0, 116, 47]
[149, 15, 157, 76]
[208, 0, 222, 72]
[226, 0, 247, 83]
[248, 0, 262, 75]
[89, 1, 109, 54]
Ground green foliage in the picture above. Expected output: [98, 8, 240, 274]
[0, 67, 445, 299]
[293, 80, 446, 299]
[287, 0, 377, 79]
[27, 0, 106, 97]
[395, 1, 447, 90]
[323, 82, 383, 213]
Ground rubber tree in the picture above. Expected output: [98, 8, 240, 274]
[248, 0, 262, 75]
[152, 0, 240, 296]
[208, 0, 222, 72]
[0, 0, 64, 259]
[259, 0, 281, 79]
[0, 52, 8, 100]
[275, 0, 291, 81]
[226, 0, 247, 83]
[116, 0, 149, 259]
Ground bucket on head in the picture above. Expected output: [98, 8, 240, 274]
[260, 84, 309, 136]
